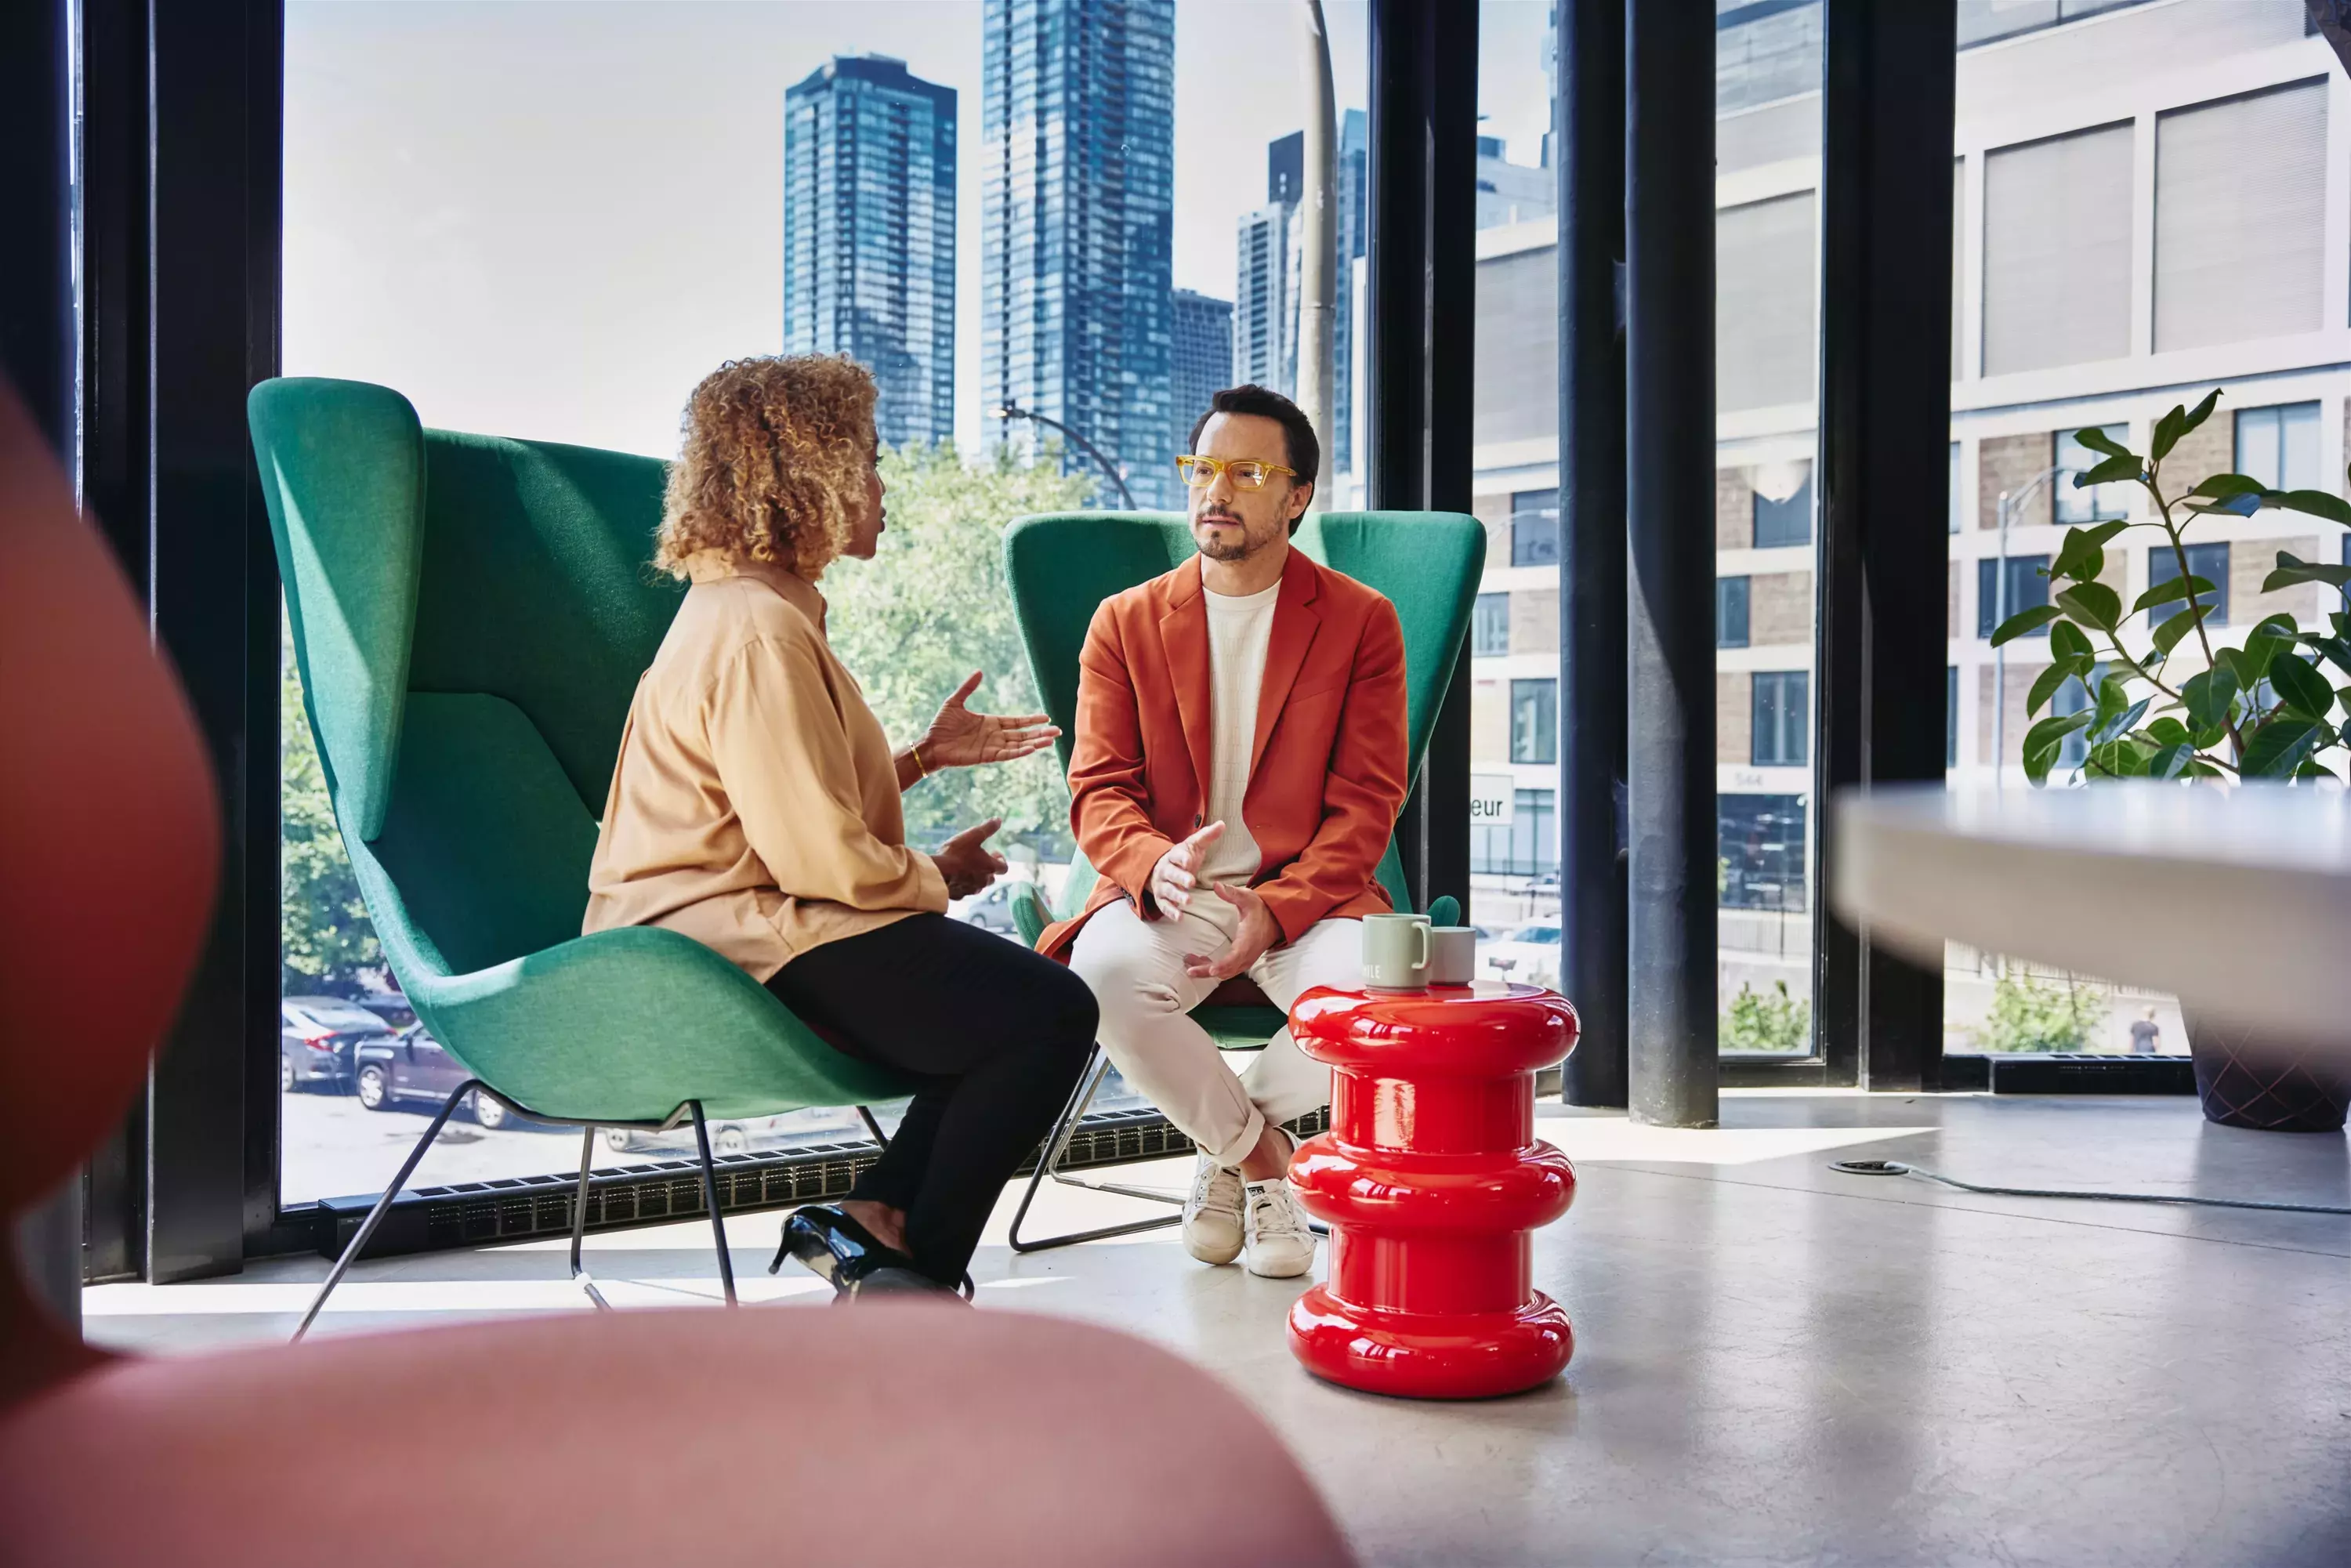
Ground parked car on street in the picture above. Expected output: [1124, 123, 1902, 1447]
[281, 995, 400, 1094]
[353, 1023, 533, 1129]
[599, 1104, 868, 1156]
[351, 993, 418, 1033]
[952, 880, 1027, 938]
[1478, 924, 1562, 989]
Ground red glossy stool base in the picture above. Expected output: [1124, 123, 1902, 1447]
[1288, 1284, 1573, 1400]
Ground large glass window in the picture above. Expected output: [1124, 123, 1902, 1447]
[1511, 678, 1558, 766]
[1510, 487, 1561, 566]
[2055, 424, 2130, 523]
[1977, 554, 2051, 639]
[1942, 0, 2322, 1056]
[2236, 400, 2321, 491]
[2147, 541, 2230, 628]
[1474, 591, 1512, 656]
[1751, 672, 1809, 767]
[281, 0, 1371, 1199]
[1749, 459, 1813, 547]
[1716, 575, 1751, 649]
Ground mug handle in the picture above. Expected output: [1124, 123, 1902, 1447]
[1415, 922, 1430, 970]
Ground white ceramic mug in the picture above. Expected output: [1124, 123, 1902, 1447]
[1428, 926, 1476, 986]
[1361, 913, 1433, 990]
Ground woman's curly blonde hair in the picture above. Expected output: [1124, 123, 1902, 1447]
[654, 355, 878, 581]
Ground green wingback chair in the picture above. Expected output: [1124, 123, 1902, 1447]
[249, 376, 913, 1326]
[998, 509, 1483, 1250]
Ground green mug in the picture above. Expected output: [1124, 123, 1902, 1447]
[1360, 912, 1433, 990]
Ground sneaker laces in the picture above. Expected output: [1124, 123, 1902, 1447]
[1190, 1157, 1241, 1212]
[1248, 1179, 1309, 1239]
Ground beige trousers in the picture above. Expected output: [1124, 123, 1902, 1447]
[1067, 896, 1360, 1167]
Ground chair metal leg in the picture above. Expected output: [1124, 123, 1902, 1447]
[570, 1125, 612, 1311]
[689, 1100, 738, 1305]
[1008, 1051, 1184, 1253]
[854, 1105, 890, 1146]
[292, 1078, 480, 1343]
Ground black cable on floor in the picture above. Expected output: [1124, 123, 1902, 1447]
[1828, 1159, 2351, 1216]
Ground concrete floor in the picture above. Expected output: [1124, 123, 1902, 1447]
[86, 1092, 2351, 1566]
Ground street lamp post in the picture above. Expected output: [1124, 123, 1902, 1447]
[996, 401, 1139, 509]
[1991, 464, 2067, 788]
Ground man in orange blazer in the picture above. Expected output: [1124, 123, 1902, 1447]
[1038, 385, 1407, 1277]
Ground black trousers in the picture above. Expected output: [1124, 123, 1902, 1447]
[765, 913, 1096, 1284]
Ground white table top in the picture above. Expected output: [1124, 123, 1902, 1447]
[1831, 782, 2351, 1045]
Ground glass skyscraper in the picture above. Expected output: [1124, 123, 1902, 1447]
[1171, 288, 1233, 442]
[982, 0, 1178, 507]
[1235, 113, 1367, 477]
[784, 55, 957, 448]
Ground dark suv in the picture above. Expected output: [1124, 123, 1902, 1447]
[354, 1023, 533, 1130]
[280, 995, 400, 1094]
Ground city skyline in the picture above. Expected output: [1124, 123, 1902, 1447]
[282, 2, 1555, 464]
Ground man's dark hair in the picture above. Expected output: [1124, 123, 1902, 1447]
[1188, 384, 1320, 533]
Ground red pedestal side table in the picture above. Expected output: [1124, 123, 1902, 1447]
[1285, 982, 1579, 1400]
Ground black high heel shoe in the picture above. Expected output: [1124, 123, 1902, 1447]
[771, 1204, 911, 1293]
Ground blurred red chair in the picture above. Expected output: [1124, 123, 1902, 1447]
[0, 384, 1354, 1568]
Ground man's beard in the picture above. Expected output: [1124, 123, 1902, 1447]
[1196, 515, 1261, 562]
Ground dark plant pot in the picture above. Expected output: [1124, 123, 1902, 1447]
[2185, 1015, 2351, 1133]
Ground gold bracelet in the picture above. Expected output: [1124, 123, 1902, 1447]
[911, 742, 929, 781]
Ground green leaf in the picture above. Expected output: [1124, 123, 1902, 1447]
[2243, 614, 2298, 683]
[2049, 620, 2094, 661]
[2023, 710, 2093, 759]
[2262, 551, 2351, 592]
[2132, 574, 2216, 614]
[2183, 759, 2226, 778]
[2269, 652, 2334, 719]
[2051, 527, 2109, 584]
[2095, 697, 2151, 745]
[1991, 604, 2063, 646]
[2150, 403, 2188, 462]
[2183, 665, 2239, 732]
[2298, 634, 2351, 676]
[2090, 738, 2152, 778]
[2186, 473, 2264, 500]
[2175, 388, 2222, 440]
[2294, 758, 2341, 783]
[2073, 425, 2133, 460]
[2241, 715, 2322, 778]
[2054, 582, 2121, 631]
[2187, 491, 2264, 520]
[2148, 742, 2193, 779]
[2075, 454, 2143, 488]
[2150, 608, 2201, 657]
[2265, 489, 2351, 527]
[2027, 658, 2086, 719]
[2146, 716, 2190, 746]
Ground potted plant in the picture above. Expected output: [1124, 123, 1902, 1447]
[1991, 389, 2351, 1131]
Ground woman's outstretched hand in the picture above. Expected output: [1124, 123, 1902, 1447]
[918, 672, 1060, 771]
[932, 817, 1009, 900]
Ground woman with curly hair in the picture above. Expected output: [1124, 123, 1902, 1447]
[584, 355, 1097, 1300]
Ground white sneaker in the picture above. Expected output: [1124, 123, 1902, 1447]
[1243, 1177, 1316, 1279]
[1183, 1153, 1245, 1265]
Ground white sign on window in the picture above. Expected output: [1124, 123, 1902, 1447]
[1470, 773, 1516, 827]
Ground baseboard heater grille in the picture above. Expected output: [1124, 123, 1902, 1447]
[1939, 1052, 2196, 1095]
[303, 1105, 1331, 1263]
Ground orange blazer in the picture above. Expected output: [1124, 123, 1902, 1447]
[1038, 547, 1409, 961]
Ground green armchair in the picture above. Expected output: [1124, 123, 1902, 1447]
[249, 377, 915, 1330]
[998, 509, 1483, 1249]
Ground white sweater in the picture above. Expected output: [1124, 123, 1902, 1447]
[1199, 569, 1281, 885]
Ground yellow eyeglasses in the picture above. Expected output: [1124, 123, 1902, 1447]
[1176, 454, 1298, 492]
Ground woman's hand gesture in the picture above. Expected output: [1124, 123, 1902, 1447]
[932, 818, 1009, 900]
[918, 672, 1059, 771]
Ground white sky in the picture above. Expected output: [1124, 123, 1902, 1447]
[283, 0, 1554, 458]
